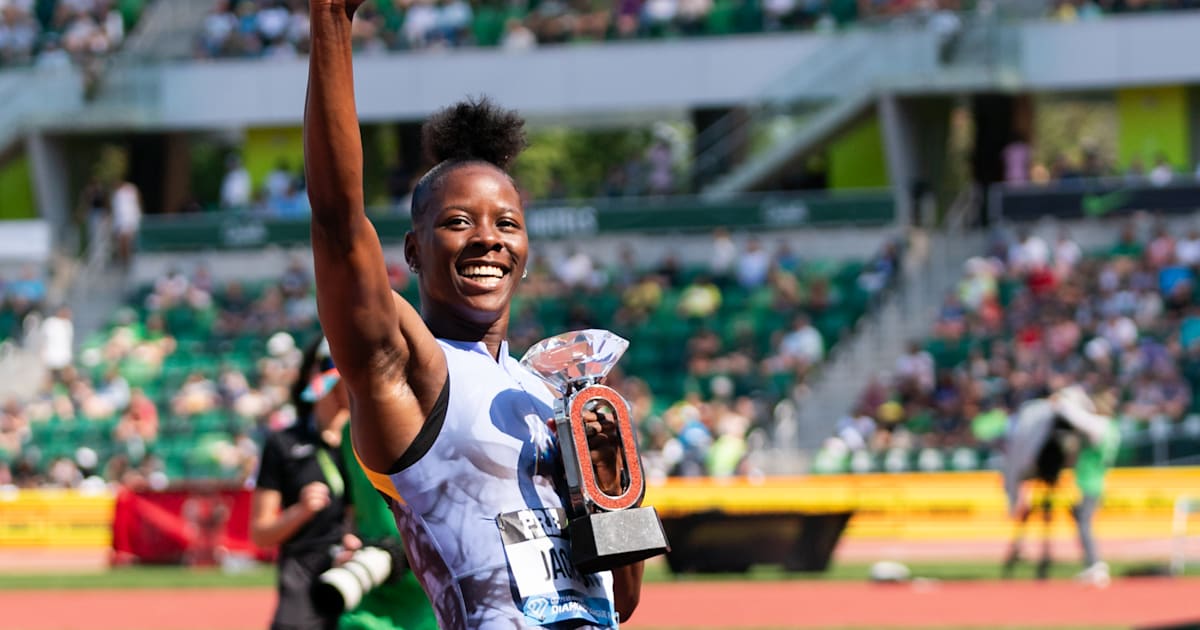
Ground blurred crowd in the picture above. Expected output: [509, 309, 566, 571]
[194, 0, 965, 59]
[1049, 0, 1200, 21]
[1001, 137, 1200, 189]
[211, 155, 310, 217]
[0, 228, 903, 488]
[0, 0, 145, 69]
[0, 257, 323, 489]
[825, 217, 1200, 470]
[582, 234, 903, 480]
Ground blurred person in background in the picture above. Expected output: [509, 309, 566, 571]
[110, 178, 142, 269]
[251, 336, 359, 630]
[1052, 385, 1120, 586]
[40, 305, 74, 382]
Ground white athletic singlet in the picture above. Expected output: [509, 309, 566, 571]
[361, 339, 618, 629]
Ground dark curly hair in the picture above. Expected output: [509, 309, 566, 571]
[410, 96, 527, 222]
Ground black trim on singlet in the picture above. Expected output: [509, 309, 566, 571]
[387, 378, 450, 474]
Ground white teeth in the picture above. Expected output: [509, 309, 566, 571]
[474, 276, 502, 288]
[461, 265, 504, 279]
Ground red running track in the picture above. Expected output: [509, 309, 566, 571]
[2, 578, 1199, 629]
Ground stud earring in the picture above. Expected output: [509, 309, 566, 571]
[522, 268, 528, 280]
[409, 265, 419, 275]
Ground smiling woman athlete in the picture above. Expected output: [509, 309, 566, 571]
[303, 1, 644, 628]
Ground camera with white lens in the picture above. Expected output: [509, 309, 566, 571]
[312, 544, 406, 615]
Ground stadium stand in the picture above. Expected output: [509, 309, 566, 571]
[0, 235, 901, 488]
[193, 0, 962, 58]
[813, 218, 1200, 475]
[0, 0, 150, 68]
[191, 0, 1200, 60]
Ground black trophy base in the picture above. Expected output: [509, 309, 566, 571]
[569, 506, 671, 574]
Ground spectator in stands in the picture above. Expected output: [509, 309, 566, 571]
[266, 159, 296, 204]
[766, 313, 824, 375]
[619, 272, 664, 324]
[896, 340, 935, 395]
[40, 305, 74, 382]
[95, 365, 132, 413]
[200, 0, 238, 57]
[1150, 153, 1175, 187]
[220, 155, 253, 209]
[0, 399, 28, 459]
[500, 17, 537, 50]
[645, 136, 676, 195]
[557, 247, 598, 288]
[706, 400, 750, 476]
[172, 372, 220, 417]
[114, 387, 159, 445]
[0, 4, 39, 65]
[736, 238, 771, 288]
[678, 274, 721, 318]
[709, 228, 738, 286]
[1008, 228, 1051, 275]
[111, 178, 142, 268]
[1003, 135, 1033, 185]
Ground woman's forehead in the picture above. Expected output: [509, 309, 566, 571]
[435, 163, 521, 205]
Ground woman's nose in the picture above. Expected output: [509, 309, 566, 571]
[471, 224, 504, 250]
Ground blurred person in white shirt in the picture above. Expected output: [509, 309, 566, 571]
[402, 0, 438, 48]
[220, 155, 252, 208]
[1010, 229, 1050, 273]
[709, 228, 737, 285]
[1150, 154, 1174, 187]
[41, 306, 74, 380]
[557, 247, 596, 289]
[500, 17, 536, 50]
[1176, 229, 1200, 267]
[111, 179, 141, 268]
[776, 313, 824, 368]
[736, 238, 771, 288]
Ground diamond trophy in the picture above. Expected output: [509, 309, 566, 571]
[521, 329, 670, 574]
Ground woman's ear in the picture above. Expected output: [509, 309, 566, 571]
[404, 231, 419, 274]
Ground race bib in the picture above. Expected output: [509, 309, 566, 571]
[496, 508, 616, 627]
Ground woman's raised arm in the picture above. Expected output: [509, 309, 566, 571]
[304, 0, 446, 473]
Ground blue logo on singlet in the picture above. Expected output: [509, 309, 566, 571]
[522, 593, 615, 627]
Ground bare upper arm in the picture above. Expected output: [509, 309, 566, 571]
[311, 217, 448, 474]
[343, 292, 448, 475]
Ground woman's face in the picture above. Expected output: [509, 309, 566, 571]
[409, 164, 529, 327]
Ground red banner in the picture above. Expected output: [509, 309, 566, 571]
[111, 485, 273, 565]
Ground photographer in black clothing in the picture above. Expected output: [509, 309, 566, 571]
[252, 337, 362, 630]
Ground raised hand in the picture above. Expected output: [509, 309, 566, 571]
[581, 403, 625, 496]
[310, 0, 368, 20]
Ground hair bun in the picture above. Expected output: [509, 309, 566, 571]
[421, 96, 527, 170]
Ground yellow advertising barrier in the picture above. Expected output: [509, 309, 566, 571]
[0, 488, 115, 549]
[645, 467, 1200, 542]
[1, 467, 1197, 549]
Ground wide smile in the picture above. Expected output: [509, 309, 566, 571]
[456, 262, 510, 291]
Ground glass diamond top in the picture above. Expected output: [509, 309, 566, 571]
[519, 329, 630, 394]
